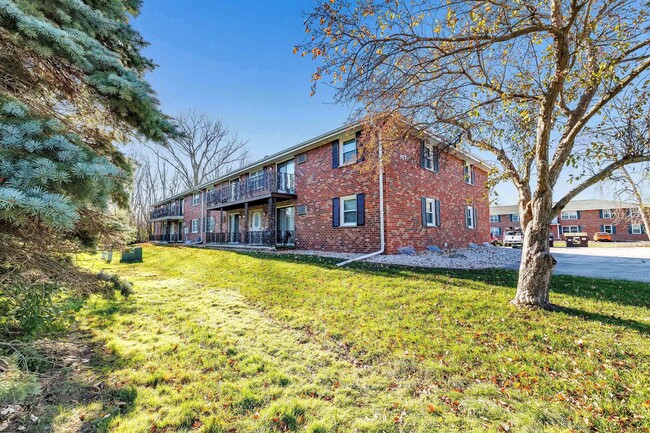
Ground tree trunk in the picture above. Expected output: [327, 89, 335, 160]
[512, 199, 556, 309]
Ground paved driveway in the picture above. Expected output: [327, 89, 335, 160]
[550, 247, 650, 282]
[503, 247, 650, 282]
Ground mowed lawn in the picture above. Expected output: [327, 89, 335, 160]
[44, 245, 649, 432]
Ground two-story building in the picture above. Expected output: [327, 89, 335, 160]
[149, 122, 491, 254]
[490, 199, 647, 242]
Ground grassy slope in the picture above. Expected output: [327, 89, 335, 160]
[42, 245, 650, 432]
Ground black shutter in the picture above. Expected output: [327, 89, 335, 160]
[576, 211, 581, 219]
[332, 140, 339, 168]
[599, 210, 603, 218]
[473, 207, 478, 228]
[600, 225, 604, 232]
[509, 214, 514, 222]
[356, 193, 365, 226]
[497, 215, 501, 222]
[471, 167, 476, 185]
[464, 206, 469, 228]
[435, 199, 441, 227]
[356, 130, 364, 162]
[613, 225, 617, 234]
[628, 225, 633, 234]
[332, 198, 340, 227]
[433, 153, 440, 172]
[421, 197, 427, 226]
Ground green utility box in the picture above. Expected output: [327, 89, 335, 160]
[120, 247, 143, 263]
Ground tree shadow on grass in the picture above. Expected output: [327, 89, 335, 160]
[554, 305, 650, 335]
[3, 303, 138, 433]
[226, 249, 650, 338]
[232, 250, 649, 308]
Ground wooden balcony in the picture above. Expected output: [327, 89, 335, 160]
[206, 171, 296, 209]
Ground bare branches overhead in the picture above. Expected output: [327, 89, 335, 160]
[145, 111, 250, 190]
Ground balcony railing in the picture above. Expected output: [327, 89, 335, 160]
[149, 234, 183, 243]
[150, 206, 183, 219]
[205, 230, 295, 247]
[206, 171, 295, 207]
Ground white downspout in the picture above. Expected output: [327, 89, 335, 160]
[337, 135, 385, 266]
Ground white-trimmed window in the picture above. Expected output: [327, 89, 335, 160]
[602, 224, 613, 234]
[561, 225, 580, 234]
[629, 208, 641, 217]
[422, 144, 440, 172]
[490, 227, 501, 238]
[191, 219, 199, 233]
[192, 193, 200, 206]
[466, 205, 476, 229]
[341, 138, 357, 165]
[561, 211, 579, 220]
[249, 169, 264, 191]
[489, 215, 500, 223]
[463, 163, 475, 185]
[631, 224, 643, 235]
[601, 209, 613, 219]
[341, 195, 358, 226]
[510, 214, 520, 222]
[424, 198, 437, 227]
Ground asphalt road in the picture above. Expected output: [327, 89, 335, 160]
[506, 247, 650, 283]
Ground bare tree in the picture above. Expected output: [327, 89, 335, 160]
[129, 150, 182, 241]
[595, 100, 650, 239]
[298, 0, 650, 308]
[146, 111, 250, 189]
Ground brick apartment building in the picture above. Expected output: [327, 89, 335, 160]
[490, 199, 647, 242]
[149, 122, 491, 254]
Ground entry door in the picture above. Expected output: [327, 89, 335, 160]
[277, 206, 295, 245]
[228, 214, 240, 243]
[250, 210, 262, 231]
[249, 210, 263, 244]
[277, 160, 295, 193]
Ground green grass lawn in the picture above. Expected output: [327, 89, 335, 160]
[16, 245, 650, 432]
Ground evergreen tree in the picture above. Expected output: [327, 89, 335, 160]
[0, 0, 174, 333]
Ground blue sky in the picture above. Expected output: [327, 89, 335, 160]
[132, 0, 604, 204]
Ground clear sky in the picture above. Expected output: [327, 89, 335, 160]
[132, 0, 606, 205]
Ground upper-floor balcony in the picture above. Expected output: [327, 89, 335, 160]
[206, 170, 296, 209]
[150, 206, 183, 220]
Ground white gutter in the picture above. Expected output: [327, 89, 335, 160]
[337, 137, 385, 267]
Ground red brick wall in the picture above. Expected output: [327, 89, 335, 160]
[556, 209, 646, 241]
[383, 142, 490, 253]
[490, 208, 647, 241]
[182, 192, 204, 241]
[489, 215, 523, 239]
[295, 136, 490, 254]
[295, 144, 381, 253]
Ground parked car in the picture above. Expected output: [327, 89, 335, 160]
[593, 232, 613, 242]
[503, 228, 524, 247]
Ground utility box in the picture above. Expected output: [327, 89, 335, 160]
[565, 233, 589, 247]
[120, 247, 143, 263]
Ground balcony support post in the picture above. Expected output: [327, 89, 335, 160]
[268, 197, 276, 246]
